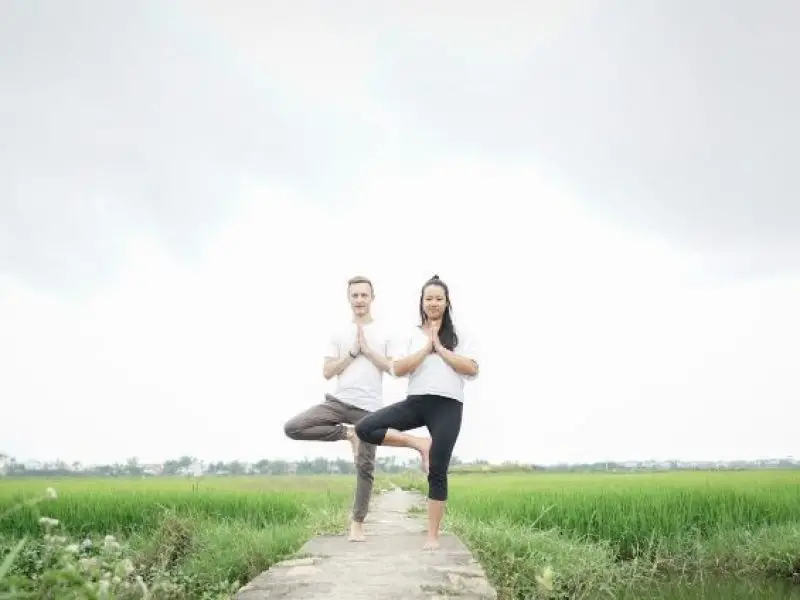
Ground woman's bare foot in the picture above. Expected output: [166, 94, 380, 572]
[348, 520, 366, 542]
[415, 437, 432, 474]
[344, 424, 360, 459]
[422, 537, 440, 551]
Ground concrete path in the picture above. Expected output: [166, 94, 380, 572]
[234, 487, 497, 600]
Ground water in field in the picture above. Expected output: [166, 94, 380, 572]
[621, 575, 800, 599]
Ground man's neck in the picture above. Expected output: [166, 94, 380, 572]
[352, 314, 374, 325]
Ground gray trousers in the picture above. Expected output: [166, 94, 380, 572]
[283, 393, 376, 522]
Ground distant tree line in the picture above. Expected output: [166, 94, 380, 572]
[0, 453, 444, 477]
[1, 452, 796, 478]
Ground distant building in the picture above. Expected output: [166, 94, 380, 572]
[141, 463, 163, 476]
[181, 461, 203, 477]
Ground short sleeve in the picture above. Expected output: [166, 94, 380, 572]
[381, 330, 392, 358]
[387, 333, 410, 360]
[456, 331, 479, 379]
[386, 330, 414, 378]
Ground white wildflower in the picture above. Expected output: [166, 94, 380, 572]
[135, 575, 148, 595]
[119, 558, 135, 576]
[535, 565, 554, 591]
[103, 534, 120, 552]
[64, 543, 80, 554]
[45, 487, 57, 499]
[38, 516, 59, 529]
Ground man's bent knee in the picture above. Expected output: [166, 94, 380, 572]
[283, 419, 303, 440]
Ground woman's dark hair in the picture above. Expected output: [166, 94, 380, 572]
[419, 274, 459, 351]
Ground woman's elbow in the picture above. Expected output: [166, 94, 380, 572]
[392, 361, 409, 377]
[462, 360, 479, 378]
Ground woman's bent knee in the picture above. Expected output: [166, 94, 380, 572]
[354, 415, 383, 445]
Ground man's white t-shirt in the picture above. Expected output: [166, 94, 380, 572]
[392, 326, 479, 403]
[325, 321, 392, 412]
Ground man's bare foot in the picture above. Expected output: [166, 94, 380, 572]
[344, 424, 360, 459]
[422, 537, 440, 550]
[348, 521, 366, 542]
[416, 437, 432, 474]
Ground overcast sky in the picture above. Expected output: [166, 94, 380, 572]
[1, 0, 798, 466]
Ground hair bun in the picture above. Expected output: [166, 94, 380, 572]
[431, 273, 440, 280]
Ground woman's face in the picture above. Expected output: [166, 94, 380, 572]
[422, 284, 447, 320]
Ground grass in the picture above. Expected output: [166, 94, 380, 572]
[392, 469, 800, 599]
[2, 470, 799, 599]
[0, 475, 390, 599]
[0, 477, 339, 538]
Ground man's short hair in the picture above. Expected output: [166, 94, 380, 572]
[347, 275, 374, 294]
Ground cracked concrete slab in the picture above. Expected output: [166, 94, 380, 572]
[234, 487, 497, 599]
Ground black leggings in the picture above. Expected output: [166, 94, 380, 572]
[355, 394, 462, 501]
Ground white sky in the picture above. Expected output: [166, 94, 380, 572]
[1, 1, 798, 466]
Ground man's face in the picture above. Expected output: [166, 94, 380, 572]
[348, 282, 373, 316]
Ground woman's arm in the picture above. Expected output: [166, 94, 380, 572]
[432, 329, 479, 377]
[392, 339, 432, 377]
[436, 346, 479, 377]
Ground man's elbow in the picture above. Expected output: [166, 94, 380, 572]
[322, 361, 335, 380]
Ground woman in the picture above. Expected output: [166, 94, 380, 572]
[355, 274, 479, 550]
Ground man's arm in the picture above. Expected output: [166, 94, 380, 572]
[358, 326, 393, 373]
[323, 353, 357, 380]
[360, 333, 391, 373]
[361, 349, 392, 373]
[322, 333, 359, 380]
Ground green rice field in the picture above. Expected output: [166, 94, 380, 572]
[0, 475, 366, 599]
[1, 469, 799, 599]
[397, 469, 800, 599]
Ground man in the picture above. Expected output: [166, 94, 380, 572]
[283, 275, 393, 542]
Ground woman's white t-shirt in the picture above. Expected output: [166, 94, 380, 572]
[392, 326, 479, 403]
